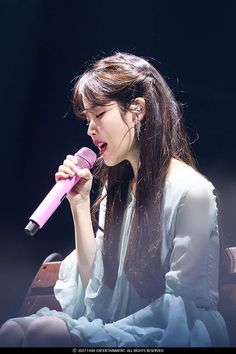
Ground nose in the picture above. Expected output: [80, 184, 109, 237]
[87, 119, 96, 137]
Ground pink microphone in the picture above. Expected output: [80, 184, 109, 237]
[24, 147, 97, 236]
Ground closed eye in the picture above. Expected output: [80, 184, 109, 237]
[96, 112, 105, 118]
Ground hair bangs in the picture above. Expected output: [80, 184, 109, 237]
[73, 71, 111, 119]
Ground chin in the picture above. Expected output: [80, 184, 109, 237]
[103, 156, 122, 167]
[103, 159, 116, 167]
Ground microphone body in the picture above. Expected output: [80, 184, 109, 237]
[24, 147, 96, 236]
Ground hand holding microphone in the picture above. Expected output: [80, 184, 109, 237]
[55, 154, 93, 206]
[24, 147, 97, 236]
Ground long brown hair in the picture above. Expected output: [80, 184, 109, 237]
[72, 52, 196, 300]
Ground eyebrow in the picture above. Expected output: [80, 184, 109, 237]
[84, 102, 115, 112]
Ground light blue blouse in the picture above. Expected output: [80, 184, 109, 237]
[28, 163, 230, 347]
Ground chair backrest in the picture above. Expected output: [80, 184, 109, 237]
[18, 254, 63, 317]
[219, 247, 236, 347]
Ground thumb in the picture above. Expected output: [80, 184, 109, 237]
[76, 168, 93, 181]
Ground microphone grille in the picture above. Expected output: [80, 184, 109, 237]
[75, 147, 97, 169]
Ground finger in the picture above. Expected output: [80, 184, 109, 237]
[66, 155, 78, 165]
[55, 171, 70, 182]
[58, 165, 75, 177]
[63, 159, 79, 174]
[76, 168, 92, 180]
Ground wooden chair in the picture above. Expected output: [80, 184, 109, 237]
[18, 253, 63, 316]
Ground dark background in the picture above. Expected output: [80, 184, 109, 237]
[0, 0, 235, 325]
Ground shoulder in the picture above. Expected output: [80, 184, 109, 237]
[165, 159, 217, 210]
[167, 159, 215, 193]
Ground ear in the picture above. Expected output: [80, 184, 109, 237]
[129, 97, 146, 121]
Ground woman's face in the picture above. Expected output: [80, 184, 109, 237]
[84, 100, 138, 167]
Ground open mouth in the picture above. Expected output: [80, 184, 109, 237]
[95, 141, 108, 155]
[100, 143, 107, 155]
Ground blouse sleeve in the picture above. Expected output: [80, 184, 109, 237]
[165, 179, 219, 304]
[54, 188, 107, 319]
